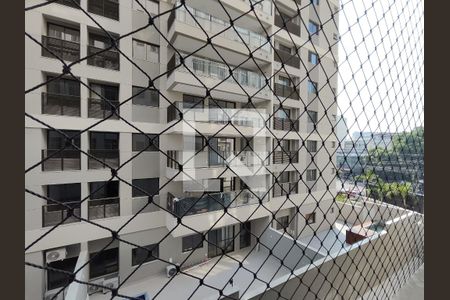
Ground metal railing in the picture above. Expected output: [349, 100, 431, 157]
[273, 182, 299, 197]
[87, 0, 119, 20]
[87, 149, 120, 169]
[87, 45, 120, 70]
[41, 149, 81, 171]
[41, 36, 80, 62]
[88, 98, 119, 119]
[274, 83, 300, 100]
[167, 189, 269, 217]
[49, 0, 81, 9]
[272, 150, 299, 164]
[273, 116, 299, 131]
[275, 14, 301, 36]
[274, 48, 301, 68]
[88, 197, 120, 220]
[41, 92, 81, 116]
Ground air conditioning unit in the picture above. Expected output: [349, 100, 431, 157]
[44, 290, 64, 300]
[88, 278, 104, 295]
[103, 277, 119, 294]
[166, 265, 177, 278]
[45, 248, 67, 263]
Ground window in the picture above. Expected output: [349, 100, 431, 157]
[89, 247, 119, 279]
[47, 130, 81, 150]
[306, 169, 317, 181]
[47, 183, 81, 204]
[308, 51, 319, 65]
[278, 44, 291, 53]
[132, 39, 159, 63]
[132, 0, 159, 13]
[183, 94, 204, 109]
[47, 256, 78, 290]
[305, 212, 316, 225]
[307, 110, 318, 123]
[89, 181, 119, 200]
[331, 141, 336, 148]
[90, 83, 119, 101]
[276, 215, 289, 230]
[278, 76, 290, 86]
[132, 86, 159, 107]
[47, 23, 80, 43]
[132, 133, 159, 151]
[89, 32, 116, 50]
[47, 76, 80, 96]
[308, 80, 318, 95]
[90, 132, 119, 149]
[308, 21, 319, 35]
[312, 0, 320, 5]
[306, 140, 318, 152]
[195, 136, 206, 152]
[331, 168, 336, 174]
[88, 0, 120, 20]
[275, 108, 290, 119]
[132, 244, 159, 266]
[132, 178, 159, 197]
[240, 222, 251, 249]
[182, 233, 204, 252]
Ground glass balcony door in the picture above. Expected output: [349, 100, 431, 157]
[208, 137, 235, 166]
[208, 225, 235, 258]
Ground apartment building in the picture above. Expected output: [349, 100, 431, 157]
[25, 0, 340, 299]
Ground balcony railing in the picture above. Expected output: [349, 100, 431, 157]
[273, 116, 299, 131]
[244, 0, 273, 15]
[167, 101, 266, 127]
[167, 150, 269, 169]
[274, 83, 300, 100]
[88, 98, 119, 119]
[170, 54, 269, 92]
[41, 36, 80, 62]
[42, 149, 81, 171]
[274, 49, 300, 69]
[41, 92, 81, 116]
[167, 189, 268, 217]
[273, 182, 299, 197]
[49, 0, 81, 9]
[87, 45, 120, 70]
[42, 201, 81, 227]
[88, 197, 120, 220]
[170, 5, 271, 56]
[88, 0, 119, 20]
[275, 14, 301, 36]
[272, 151, 299, 164]
[88, 149, 120, 169]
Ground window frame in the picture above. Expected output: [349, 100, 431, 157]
[132, 39, 160, 63]
[306, 169, 317, 181]
[308, 51, 319, 65]
[308, 21, 319, 36]
[89, 247, 119, 279]
[132, 178, 159, 198]
[132, 86, 159, 107]
[132, 133, 159, 152]
[306, 212, 316, 225]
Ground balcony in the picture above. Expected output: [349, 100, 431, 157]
[272, 151, 298, 164]
[167, 189, 268, 217]
[275, 14, 301, 36]
[87, 45, 120, 70]
[88, 149, 120, 169]
[41, 149, 81, 171]
[41, 92, 81, 117]
[167, 5, 271, 58]
[88, 0, 119, 20]
[167, 150, 269, 170]
[273, 182, 298, 197]
[274, 48, 300, 69]
[41, 36, 80, 62]
[132, 195, 160, 214]
[167, 54, 270, 103]
[42, 201, 81, 227]
[88, 197, 120, 220]
[88, 98, 119, 119]
[274, 83, 300, 100]
[167, 101, 265, 128]
[273, 116, 299, 131]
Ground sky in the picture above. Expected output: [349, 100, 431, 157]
[335, 0, 424, 138]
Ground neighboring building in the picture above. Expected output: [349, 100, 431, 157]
[335, 115, 348, 143]
[25, 1, 341, 299]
